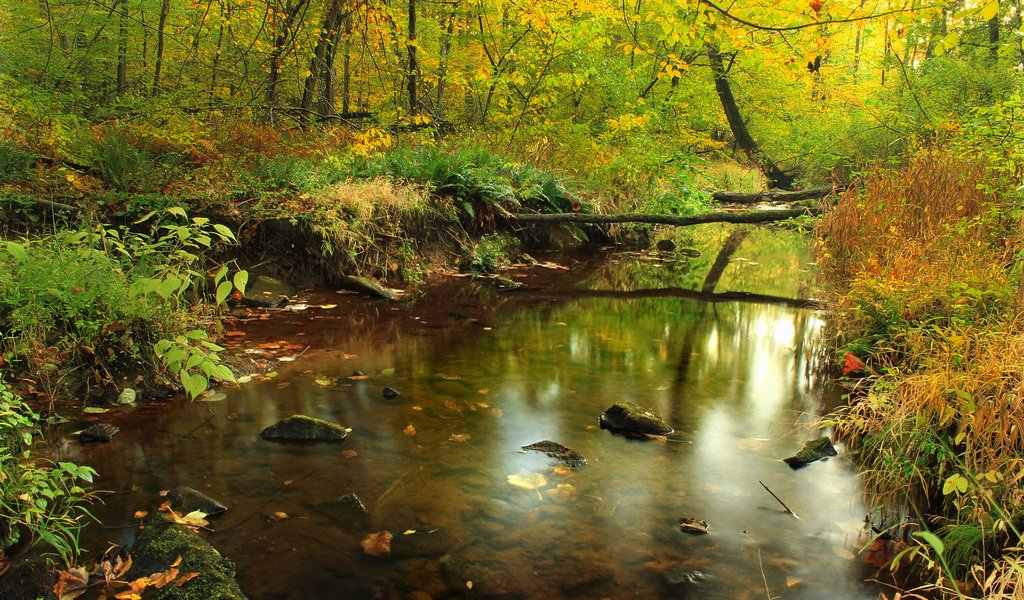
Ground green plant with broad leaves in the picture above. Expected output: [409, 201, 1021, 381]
[0, 381, 96, 565]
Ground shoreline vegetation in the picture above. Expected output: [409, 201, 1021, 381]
[0, 0, 1023, 595]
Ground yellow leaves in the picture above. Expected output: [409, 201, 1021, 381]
[269, 511, 289, 521]
[448, 433, 472, 442]
[508, 470, 548, 500]
[979, 0, 999, 21]
[943, 473, 969, 495]
[546, 483, 578, 502]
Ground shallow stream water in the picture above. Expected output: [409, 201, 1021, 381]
[67, 225, 886, 599]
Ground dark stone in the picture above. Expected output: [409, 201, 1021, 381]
[382, 387, 400, 399]
[656, 239, 677, 252]
[679, 248, 701, 258]
[663, 568, 708, 586]
[326, 492, 370, 528]
[783, 436, 838, 468]
[166, 486, 228, 517]
[598, 402, 674, 436]
[521, 440, 586, 468]
[678, 517, 709, 535]
[336, 492, 368, 513]
[126, 514, 247, 599]
[352, 371, 364, 377]
[260, 415, 348, 442]
[340, 276, 400, 300]
[489, 276, 523, 291]
[80, 423, 119, 442]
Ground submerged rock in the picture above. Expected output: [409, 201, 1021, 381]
[260, 415, 349, 442]
[663, 568, 708, 586]
[166, 486, 228, 516]
[783, 436, 838, 468]
[340, 276, 400, 300]
[521, 440, 586, 468]
[127, 514, 247, 599]
[598, 402, 674, 436]
[80, 422, 119, 442]
[678, 517, 710, 535]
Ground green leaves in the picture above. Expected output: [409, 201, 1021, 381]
[942, 473, 969, 495]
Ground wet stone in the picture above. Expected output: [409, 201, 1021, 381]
[784, 436, 838, 468]
[166, 486, 228, 516]
[678, 517, 709, 535]
[521, 440, 586, 468]
[80, 422, 119, 442]
[260, 415, 348, 442]
[663, 568, 708, 586]
[340, 276, 400, 300]
[382, 386, 401, 399]
[599, 402, 674, 436]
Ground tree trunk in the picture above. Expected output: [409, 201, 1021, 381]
[510, 207, 820, 227]
[407, 0, 419, 114]
[117, 0, 129, 94]
[435, 12, 456, 120]
[712, 185, 844, 204]
[707, 50, 795, 189]
[341, 14, 353, 115]
[152, 0, 171, 94]
[266, 0, 309, 118]
[300, 0, 345, 126]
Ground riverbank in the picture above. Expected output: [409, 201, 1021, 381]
[817, 149, 1024, 598]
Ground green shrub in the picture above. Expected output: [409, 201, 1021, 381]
[0, 144, 33, 184]
[0, 382, 95, 565]
[465, 233, 518, 275]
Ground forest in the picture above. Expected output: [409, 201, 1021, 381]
[0, 0, 1023, 598]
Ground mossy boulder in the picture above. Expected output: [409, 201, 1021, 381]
[260, 415, 348, 442]
[598, 402, 674, 436]
[783, 436, 838, 468]
[127, 515, 246, 599]
[340, 276, 399, 300]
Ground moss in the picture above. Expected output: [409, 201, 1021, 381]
[127, 515, 246, 600]
[260, 414, 348, 441]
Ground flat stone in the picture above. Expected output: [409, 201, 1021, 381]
[260, 415, 348, 442]
[599, 402, 674, 436]
[341, 276, 400, 300]
[166, 486, 228, 516]
[80, 423, 119, 442]
[784, 436, 837, 468]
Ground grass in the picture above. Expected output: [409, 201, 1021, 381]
[817, 149, 1024, 598]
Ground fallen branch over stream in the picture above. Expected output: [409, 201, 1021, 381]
[510, 207, 822, 227]
[711, 185, 846, 205]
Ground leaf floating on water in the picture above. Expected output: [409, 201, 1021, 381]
[53, 566, 89, 600]
[318, 304, 338, 309]
[361, 531, 392, 557]
[269, 511, 289, 521]
[508, 470, 548, 500]
[277, 356, 297, 362]
[547, 483, 578, 503]
[551, 465, 574, 478]
[348, 374, 370, 381]
[380, 368, 395, 376]
[786, 577, 802, 588]
[477, 388, 489, 395]
[134, 510, 148, 519]
[477, 402, 490, 408]
[449, 433, 472, 443]
[412, 406, 423, 411]
[403, 424, 417, 436]
[340, 353, 359, 360]
[82, 407, 108, 414]
[341, 450, 358, 459]
[403, 529, 416, 535]
[314, 375, 334, 387]
[237, 375, 253, 384]
[197, 391, 227, 402]
[832, 546, 857, 561]
[444, 400, 461, 412]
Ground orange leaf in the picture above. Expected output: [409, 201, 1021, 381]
[53, 567, 89, 600]
[841, 353, 866, 376]
[176, 572, 201, 587]
[269, 511, 289, 521]
[360, 531, 392, 557]
[444, 400, 460, 412]
[403, 424, 416, 436]
[133, 510, 148, 519]
[341, 450, 358, 459]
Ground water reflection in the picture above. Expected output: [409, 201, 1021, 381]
[72, 228, 880, 599]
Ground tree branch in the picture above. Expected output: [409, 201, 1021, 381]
[511, 207, 821, 227]
[700, 0, 936, 33]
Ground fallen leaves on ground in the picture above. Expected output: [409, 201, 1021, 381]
[361, 531, 393, 556]
[54, 567, 89, 600]
[56, 554, 200, 600]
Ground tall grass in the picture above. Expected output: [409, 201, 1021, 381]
[818, 150, 1024, 598]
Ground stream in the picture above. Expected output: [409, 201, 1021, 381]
[65, 225, 886, 599]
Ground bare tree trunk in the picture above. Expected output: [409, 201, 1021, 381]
[117, 0, 128, 94]
[152, 0, 171, 94]
[707, 49, 795, 189]
[341, 14, 352, 114]
[266, 0, 310, 117]
[435, 12, 455, 120]
[300, 0, 344, 126]
[407, 0, 419, 114]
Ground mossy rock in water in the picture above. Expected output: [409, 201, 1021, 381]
[260, 415, 348, 442]
[127, 515, 246, 600]
[598, 402, 674, 436]
[783, 436, 837, 468]
[340, 276, 399, 300]
[521, 440, 586, 468]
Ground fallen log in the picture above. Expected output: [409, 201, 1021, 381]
[510, 207, 821, 227]
[711, 185, 847, 205]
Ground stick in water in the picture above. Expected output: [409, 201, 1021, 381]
[759, 480, 798, 518]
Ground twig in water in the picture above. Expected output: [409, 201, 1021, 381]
[758, 549, 777, 600]
[759, 480, 798, 518]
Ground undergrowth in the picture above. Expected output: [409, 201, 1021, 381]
[817, 149, 1024, 598]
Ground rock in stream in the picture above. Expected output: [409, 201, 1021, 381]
[783, 436, 838, 468]
[598, 402, 674, 436]
[521, 440, 586, 468]
[260, 415, 349, 442]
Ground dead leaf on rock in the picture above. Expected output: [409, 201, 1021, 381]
[403, 424, 416, 436]
[361, 531, 393, 557]
[176, 572, 200, 587]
